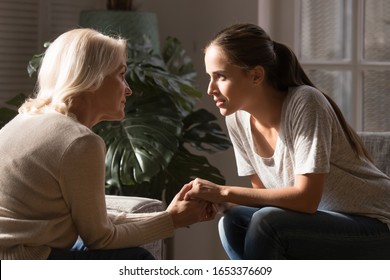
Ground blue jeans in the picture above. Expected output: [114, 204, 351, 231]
[47, 239, 155, 260]
[219, 206, 390, 259]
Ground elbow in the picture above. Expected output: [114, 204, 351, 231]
[294, 193, 321, 214]
[301, 199, 320, 214]
[304, 206, 318, 214]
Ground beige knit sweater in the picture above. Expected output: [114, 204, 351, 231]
[0, 112, 174, 259]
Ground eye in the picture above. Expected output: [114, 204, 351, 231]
[216, 73, 226, 80]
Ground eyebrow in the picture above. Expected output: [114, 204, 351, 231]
[208, 70, 226, 75]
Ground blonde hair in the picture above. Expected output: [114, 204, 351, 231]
[19, 28, 127, 115]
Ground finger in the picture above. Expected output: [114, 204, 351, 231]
[201, 202, 212, 221]
[206, 203, 217, 217]
[177, 182, 193, 200]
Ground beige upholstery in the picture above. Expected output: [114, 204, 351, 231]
[358, 131, 390, 177]
[105, 195, 165, 259]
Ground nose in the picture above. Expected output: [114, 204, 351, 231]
[207, 80, 216, 96]
[124, 80, 132, 96]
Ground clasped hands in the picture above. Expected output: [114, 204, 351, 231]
[166, 178, 226, 229]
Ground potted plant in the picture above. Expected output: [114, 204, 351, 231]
[8, 34, 231, 204]
[0, 94, 26, 128]
[107, 0, 133, 10]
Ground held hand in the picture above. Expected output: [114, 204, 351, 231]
[184, 178, 225, 203]
[166, 183, 217, 228]
[215, 202, 237, 213]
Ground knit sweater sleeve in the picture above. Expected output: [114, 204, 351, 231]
[59, 134, 174, 249]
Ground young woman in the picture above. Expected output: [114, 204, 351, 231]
[0, 28, 215, 260]
[185, 23, 390, 259]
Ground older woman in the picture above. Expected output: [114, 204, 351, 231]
[0, 28, 215, 260]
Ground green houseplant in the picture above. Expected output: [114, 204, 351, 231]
[0, 94, 26, 128]
[6, 35, 231, 204]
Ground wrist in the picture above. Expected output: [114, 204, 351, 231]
[220, 185, 229, 202]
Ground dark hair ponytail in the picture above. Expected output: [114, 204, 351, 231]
[207, 23, 373, 162]
[272, 41, 372, 162]
[271, 41, 314, 91]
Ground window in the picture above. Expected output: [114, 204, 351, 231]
[0, 0, 104, 106]
[297, 0, 390, 131]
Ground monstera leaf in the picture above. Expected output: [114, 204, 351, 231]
[105, 106, 232, 202]
[182, 108, 232, 153]
[0, 93, 27, 128]
[133, 146, 228, 204]
[125, 37, 201, 118]
[94, 94, 183, 188]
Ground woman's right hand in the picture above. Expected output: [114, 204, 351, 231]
[166, 183, 217, 228]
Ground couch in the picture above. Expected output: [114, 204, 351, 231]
[358, 131, 390, 177]
[105, 195, 165, 259]
[105, 131, 390, 260]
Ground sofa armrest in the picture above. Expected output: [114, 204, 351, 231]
[105, 195, 165, 259]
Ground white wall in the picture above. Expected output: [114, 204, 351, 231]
[134, 0, 259, 260]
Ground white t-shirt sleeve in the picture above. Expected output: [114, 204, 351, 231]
[286, 87, 334, 175]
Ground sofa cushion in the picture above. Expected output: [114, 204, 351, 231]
[358, 131, 390, 177]
[105, 195, 164, 259]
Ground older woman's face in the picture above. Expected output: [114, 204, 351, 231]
[93, 59, 132, 122]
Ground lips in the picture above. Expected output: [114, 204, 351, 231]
[215, 99, 226, 107]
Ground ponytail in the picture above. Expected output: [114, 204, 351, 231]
[271, 41, 315, 91]
[272, 41, 373, 162]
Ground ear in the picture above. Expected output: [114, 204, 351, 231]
[251, 66, 265, 85]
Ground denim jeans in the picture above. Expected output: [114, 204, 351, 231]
[47, 239, 155, 260]
[219, 206, 390, 259]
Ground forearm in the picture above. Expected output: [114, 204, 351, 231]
[188, 175, 324, 214]
[221, 185, 319, 213]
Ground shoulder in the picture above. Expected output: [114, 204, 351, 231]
[45, 112, 98, 137]
[284, 85, 334, 118]
[25, 111, 104, 151]
[282, 86, 336, 136]
[288, 85, 330, 107]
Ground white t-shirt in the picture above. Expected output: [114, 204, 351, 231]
[226, 85, 390, 226]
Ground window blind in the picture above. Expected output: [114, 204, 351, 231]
[0, 0, 104, 106]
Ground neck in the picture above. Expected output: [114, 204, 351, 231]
[245, 85, 287, 129]
[68, 94, 99, 129]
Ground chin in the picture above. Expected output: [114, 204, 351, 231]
[219, 108, 234, 117]
[104, 113, 125, 122]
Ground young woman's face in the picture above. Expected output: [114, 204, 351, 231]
[93, 59, 132, 121]
[205, 45, 254, 116]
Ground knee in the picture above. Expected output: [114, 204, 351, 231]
[218, 211, 238, 235]
[250, 207, 286, 229]
[222, 206, 256, 227]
